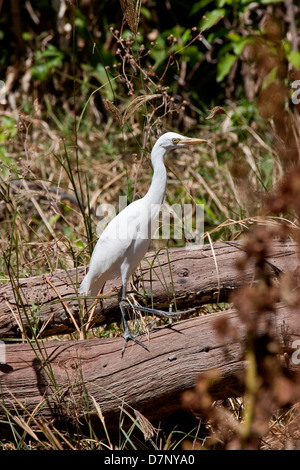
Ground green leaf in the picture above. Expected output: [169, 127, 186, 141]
[49, 214, 61, 226]
[31, 57, 63, 80]
[140, 6, 152, 20]
[199, 8, 225, 32]
[227, 33, 252, 55]
[90, 64, 117, 101]
[287, 51, 300, 71]
[35, 45, 64, 60]
[195, 197, 216, 220]
[260, 0, 283, 3]
[31, 45, 64, 80]
[150, 36, 167, 69]
[181, 29, 192, 47]
[232, 38, 250, 55]
[217, 54, 237, 82]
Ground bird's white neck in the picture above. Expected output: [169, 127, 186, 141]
[143, 144, 167, 206]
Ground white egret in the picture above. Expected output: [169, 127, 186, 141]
[79, 132, 207, 354]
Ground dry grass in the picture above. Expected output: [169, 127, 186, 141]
[1, 5, 300, 450]
[0, 98, 288, 278]
[1, 100, 299, 450]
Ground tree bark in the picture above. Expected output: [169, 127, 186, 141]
[0, 240, 297, 339]
[0, 303, 299, 433]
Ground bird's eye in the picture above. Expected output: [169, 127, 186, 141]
[172, 138, 180, 144]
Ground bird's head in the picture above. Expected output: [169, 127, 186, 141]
[153, 132, 208, 152]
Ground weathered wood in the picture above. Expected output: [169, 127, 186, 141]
[0, 303, 299, 432]
[0, 240, 297, 339]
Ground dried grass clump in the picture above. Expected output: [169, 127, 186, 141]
[120, 0, 142, 36]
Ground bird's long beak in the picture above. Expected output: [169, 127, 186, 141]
[181, 137, 208, 145]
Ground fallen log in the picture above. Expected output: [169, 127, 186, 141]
[0, 240, 297, 339]
[0, 303, 299, 433]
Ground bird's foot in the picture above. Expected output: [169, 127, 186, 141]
[121, 330, 149, 357]
[119, 299, 195, 356]
[129, 303, 196, 319]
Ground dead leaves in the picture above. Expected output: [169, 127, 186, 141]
[120, 0, 142, 36]
[206, 105, 227, 120]
[103, 94, 162, 127]
[103, 98, 228, 128]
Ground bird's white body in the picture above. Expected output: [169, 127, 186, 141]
[79, 196, 160, 297]
[79, 132, 206, 300]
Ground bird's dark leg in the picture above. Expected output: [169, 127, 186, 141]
[119, 286, 195, 355]
[120, 298, 196, 320]
[119, 285, 149, 356]
[130, 304, 196, 318]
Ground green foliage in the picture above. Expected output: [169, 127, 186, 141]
[287, 50, 300, 70]
[31, 45, 64, 81]
[199, 8, 226, 31]
[88, 63, 117, 101]
[0, 116, 18, 175]
[217, 54, 237, 82]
